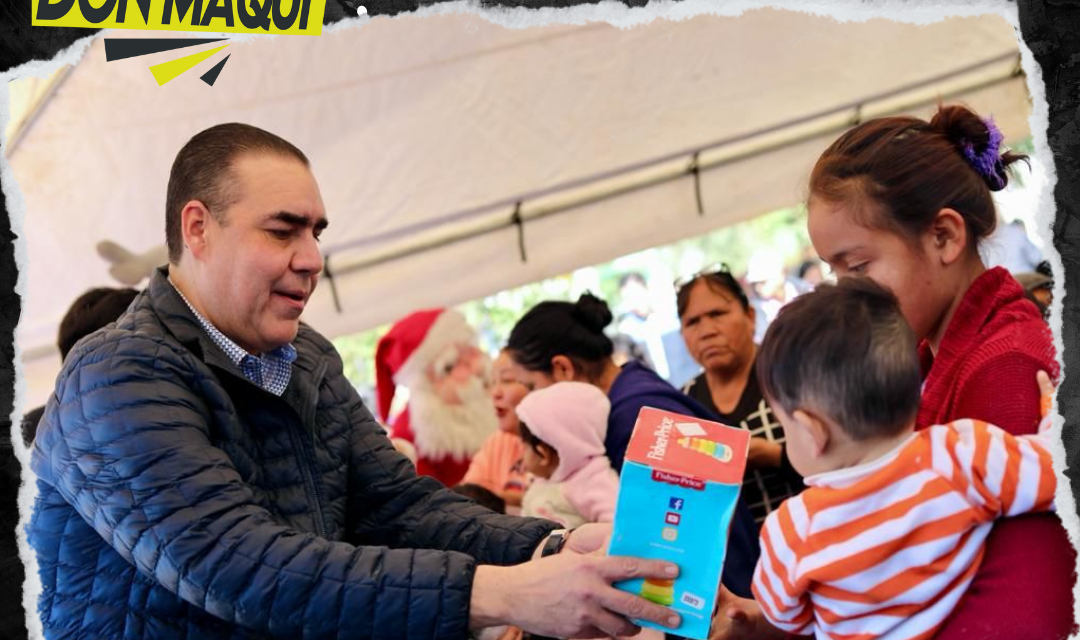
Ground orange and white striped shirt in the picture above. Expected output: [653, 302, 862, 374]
[752, 419, 1057, 640]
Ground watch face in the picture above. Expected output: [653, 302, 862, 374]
[543, 530, 567, 557]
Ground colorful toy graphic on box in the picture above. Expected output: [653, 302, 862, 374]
[608, 408, 750, 640]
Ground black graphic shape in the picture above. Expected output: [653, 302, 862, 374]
[104, 37, 227, 61]
[200, 53, 229, 85]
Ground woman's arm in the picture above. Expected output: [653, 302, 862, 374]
[952, 352, 1050, 436]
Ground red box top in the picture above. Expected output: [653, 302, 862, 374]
[624, 406, 750, 485]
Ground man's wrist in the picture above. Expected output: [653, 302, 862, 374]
[469, 565, 510, 631]
[533, 527, 574, 560]
[540, 529, 569, 557]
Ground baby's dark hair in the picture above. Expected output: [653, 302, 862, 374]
[518, 421, 554, 457]
[451, 484, 506, 514]
[756, 278, 922, 441]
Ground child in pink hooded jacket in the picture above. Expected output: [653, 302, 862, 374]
[516, 382, 620, 527]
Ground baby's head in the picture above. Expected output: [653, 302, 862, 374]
[515, 382, 611, 481]
[756, 277, 922, 476]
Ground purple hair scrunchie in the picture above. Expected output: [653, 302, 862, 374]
[960, 116, 1007, 191]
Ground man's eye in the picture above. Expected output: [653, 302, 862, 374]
[849, 263, 868, 274]
[269, 229, 291, 239]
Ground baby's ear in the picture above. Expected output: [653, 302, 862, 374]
[792, 409, 831, 458]
[539, 443, 559, 468]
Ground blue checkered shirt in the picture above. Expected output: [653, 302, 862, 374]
[170, 279, 297, 396]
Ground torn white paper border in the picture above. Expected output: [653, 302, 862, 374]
[1, 1, 1073, 638]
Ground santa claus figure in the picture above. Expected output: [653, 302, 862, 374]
[375, 308, 498, 487]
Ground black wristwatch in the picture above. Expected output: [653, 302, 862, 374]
[540, 528, 571, 557]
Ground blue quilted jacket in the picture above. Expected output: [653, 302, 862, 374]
[29, 268, 556, 640]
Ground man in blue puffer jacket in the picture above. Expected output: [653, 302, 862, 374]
[28, 123, 683, 640]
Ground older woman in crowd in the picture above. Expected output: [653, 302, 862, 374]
[676, 266, 802, 525]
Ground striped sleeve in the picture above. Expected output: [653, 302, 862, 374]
[935, 420, 1056, 519]
[752, 498, 814, 636]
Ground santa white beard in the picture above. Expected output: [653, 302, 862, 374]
[408, 377, 499, 461]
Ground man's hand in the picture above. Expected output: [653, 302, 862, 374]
[708, 586, 788, 640]
[470, 553, 682, 638]
[564, 523, 612, 556]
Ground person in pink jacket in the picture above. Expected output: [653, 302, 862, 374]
[516, 382, 620, 527]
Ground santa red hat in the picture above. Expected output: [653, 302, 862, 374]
[374, 308, 476, 423]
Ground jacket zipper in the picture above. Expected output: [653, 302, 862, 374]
[288, 422, 329, 539]
[304, 361, 330, 538]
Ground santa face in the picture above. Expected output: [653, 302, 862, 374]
[427, 344, 490, 406]
[409, 349, 499, 459]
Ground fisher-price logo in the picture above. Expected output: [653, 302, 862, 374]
[652, 469, 705, 491]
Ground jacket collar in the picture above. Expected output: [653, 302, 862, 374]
[148, 266, 240, 375]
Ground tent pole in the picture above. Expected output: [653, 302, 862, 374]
[327, 61, 1025, 277]
[324, 50, 1020, 258]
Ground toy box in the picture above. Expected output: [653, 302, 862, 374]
[608, 407, 750, 640]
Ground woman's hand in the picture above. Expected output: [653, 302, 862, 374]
[1036, 369, 1056, 433]
[1037, 370, 1054, 418]
[747, 438, 783, 470]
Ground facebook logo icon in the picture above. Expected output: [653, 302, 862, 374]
[669, 497, 684, 511]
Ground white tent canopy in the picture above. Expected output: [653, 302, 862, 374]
[9, 9, 1033, 407]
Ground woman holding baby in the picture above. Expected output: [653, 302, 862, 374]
[711, 104, 1072, 640]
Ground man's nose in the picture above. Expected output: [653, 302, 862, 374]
[293, 234, 324, 275]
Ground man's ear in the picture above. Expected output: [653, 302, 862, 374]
[550, 355, 577, 382]
[180, 201, 213, 260]
[927, 207, 968, 266]
[792, 409, 831, 458]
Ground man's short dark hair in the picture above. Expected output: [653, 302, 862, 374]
[451, 484, 506, 514]
[165, 123, 309, 264]
[756, 278, 922, 441]
[58, 287, 140, 360]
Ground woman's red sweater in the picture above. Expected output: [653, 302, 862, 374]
[920, 267, 1074, 640]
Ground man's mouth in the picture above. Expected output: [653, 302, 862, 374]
[273, 289, 309, 309]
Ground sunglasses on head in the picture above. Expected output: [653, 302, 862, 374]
[674, 263, 737, 291]
[674, 263, 750, 309]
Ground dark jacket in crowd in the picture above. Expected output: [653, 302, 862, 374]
[29, 268, 556, 640]
[21, 405, 43, 447]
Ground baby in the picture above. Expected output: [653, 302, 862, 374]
[746, 278, 1057, 640]
[516, 382, 620, 528]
